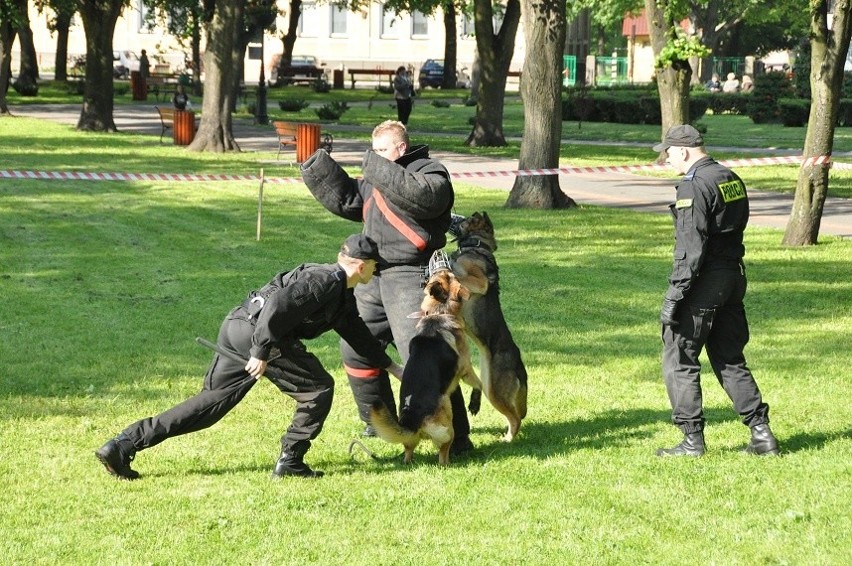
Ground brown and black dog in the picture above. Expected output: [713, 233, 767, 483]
[450, 211, 528, 441]
[369, 269, 481, 465]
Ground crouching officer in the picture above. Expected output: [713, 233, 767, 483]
[96, 235, 403, 480]
[653, 125, 779, 457]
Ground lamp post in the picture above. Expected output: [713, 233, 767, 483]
[255, 34, 268, 125]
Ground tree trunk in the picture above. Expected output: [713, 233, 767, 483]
[53, 11, 73, 82]
[783, 0, 852, 246]
[281, 0, 302, 67]
[645, 0, 692, 160]
[76, 0, 123, 132]
[0, 22, 15, 114]
[13, 0, 38, 89]
[506, 0, 575, 209]
[442, 2, 457, 89]
[189, 0, 244, 152]
[191, 11, 202, 97]
[466, 0, 520, 147]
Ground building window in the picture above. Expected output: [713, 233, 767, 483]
[331, 4, 348, 35]
[299, 2, 318, 37]
[381, 4, 399, 37]
[411, 10, 428, 37]
[462, 14, 475, 37]
[137, 0, 154, 33]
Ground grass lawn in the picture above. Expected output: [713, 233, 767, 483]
[1, 117, 851, 564]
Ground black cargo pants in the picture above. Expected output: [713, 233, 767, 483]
[121, 307, 335, 458]
[661, 264, 769, 434]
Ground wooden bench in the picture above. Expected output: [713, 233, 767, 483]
[273, 121, 334, 161]
[155, 106, 198, 143]
[277, 65, 323, 87]
[147, 75, 176, 102]
[347, 68, 395, 89]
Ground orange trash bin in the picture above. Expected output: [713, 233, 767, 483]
[173, 110, 196, 145]
[296, 123, 321, 162]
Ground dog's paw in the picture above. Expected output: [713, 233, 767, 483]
[468, 389, 482, 415]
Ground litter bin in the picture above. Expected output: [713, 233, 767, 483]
[130, 71, 147, 101]
[333, 69, 344, 90]
[173, 110, 196, 146]
[296, 123, 321, 162]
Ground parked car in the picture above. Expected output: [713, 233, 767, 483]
[272, 54, 325, 86]
[418, 59, 471, 89]
[418, 59, 444, 89]
[113, 50, 140, 79]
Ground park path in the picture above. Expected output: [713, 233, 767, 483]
[9, 102, 852, 239]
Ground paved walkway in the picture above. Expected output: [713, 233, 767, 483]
[9, 102, 852, 239]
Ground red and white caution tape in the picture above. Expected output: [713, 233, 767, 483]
[0, 154, 839, 184]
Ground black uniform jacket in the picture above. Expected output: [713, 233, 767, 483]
[667, 156, 749, 300]
[244, 263, 392, 367]
[300, 146, 453, 266]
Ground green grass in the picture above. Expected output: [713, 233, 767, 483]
[1, 118, 851, 564]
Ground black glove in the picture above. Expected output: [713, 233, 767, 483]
[660, 298, 680, 326]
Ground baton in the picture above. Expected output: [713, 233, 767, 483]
[195, 336, 297, 392]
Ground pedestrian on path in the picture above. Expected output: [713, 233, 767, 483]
[653, 125, 779, 458]
[95, 234, 403, 480]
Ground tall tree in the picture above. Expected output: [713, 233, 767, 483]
[37, 0, 77, 82]
[645, 0, 708, 157]
[783, 0, 852, 246]
[279, 0, 301, 68]
[144, 0, 205, 96]
[13, 0, 38, 90]
[467, 0, 520, 146]
[1, 0, 22, 114]
[76, 0, 125, 131]
[505, 0, 574, 208]
[189, 0, 245, 152]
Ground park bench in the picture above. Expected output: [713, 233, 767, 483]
[273, 121, 334, 162]
[347, 68, 395, 89]
[156, 106, 198, 143]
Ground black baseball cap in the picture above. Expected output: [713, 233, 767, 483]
[652, 124, 704, 152]
[341, 234, 380, 261]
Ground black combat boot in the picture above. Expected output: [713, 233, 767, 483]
[744, 423, 780, 456]
[656, 431, 705, 457]
[95, 434, 139, 480]
[271, 450, 324, 479]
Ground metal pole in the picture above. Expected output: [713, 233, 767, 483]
[255, 34, 269, 125]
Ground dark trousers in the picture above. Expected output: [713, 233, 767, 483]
[396, 98, 413, 125]
[341, 265, 470, 438]
[122, 310, 334, 457]
[661, 265, 769, 434]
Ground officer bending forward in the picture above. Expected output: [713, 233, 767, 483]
[96, 235, 402, 480]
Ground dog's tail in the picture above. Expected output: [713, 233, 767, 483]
[369, 402, 420, 446]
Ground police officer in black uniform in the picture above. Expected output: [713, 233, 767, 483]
[300, 120, 474, 456]
[96, 235, 403, 480]
[653, 125, 779, 457]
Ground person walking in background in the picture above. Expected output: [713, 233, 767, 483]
[652, 125, 779, 458]
[139, 49, 150, 80]
[300, 120, 476, 458]
[393, 66, 414, 125]
[95, 235, 403, 480]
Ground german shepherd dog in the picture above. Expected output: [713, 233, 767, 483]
[369, 269, 481, 465]
[449, 211, 528, 441]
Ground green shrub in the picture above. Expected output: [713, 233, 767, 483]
[777, 98, 810, 127]
[705, 92, 751, 115]
[12, 80, 39, 96]
[747, 71, 793, 124]
[315, 100, 349, 120]
[430, 99, 451, 108]
[376, 85, 394, 95]
[66, 80, 85, 95]
[312, 77, 331, 93]
[278, 99, 310, 112]
[837, 99, 852, 127]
